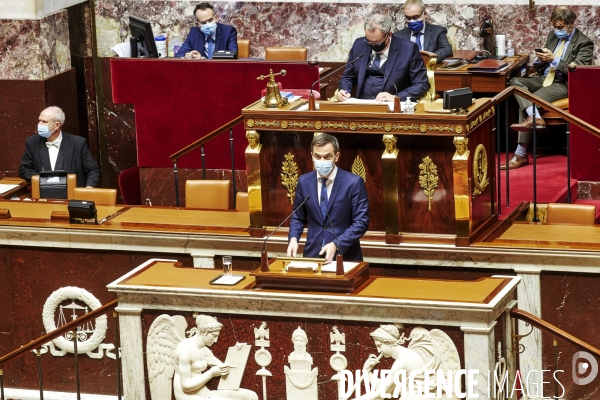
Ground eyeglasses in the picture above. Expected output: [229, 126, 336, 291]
[364, 32, 389, 47]
[404, 13, 423, 22]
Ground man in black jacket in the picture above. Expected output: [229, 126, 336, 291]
[19, 106, 100, 188]
[394, 0, 453, 62]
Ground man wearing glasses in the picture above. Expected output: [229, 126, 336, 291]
[337, 13, 429, 103]
[287, 133, 370, 263]
[175, 3, 238, 59]
[503, 6, 593, 170]
[394, 0, 453, 62]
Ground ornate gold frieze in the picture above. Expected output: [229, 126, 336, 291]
[472, 144, 489, 198]
[419, 156, 439, 212]
[465, 107, 494, 132]
[281, 153, 299, 205]
[352, 155, 367, 183]
[246, 119, 460, 134]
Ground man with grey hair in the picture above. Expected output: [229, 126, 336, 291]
[338, 13, 429, 102]
[394, 0, 453, 62]
[19, 106, 100, 188]
[503, 6, 593, 170]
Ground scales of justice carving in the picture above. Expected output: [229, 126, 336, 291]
[145, 315, 460, 400]
[39, 287, 116, 359]
[147, 314, 258, 400]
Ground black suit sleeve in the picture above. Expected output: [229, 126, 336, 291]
[18, 139, 38, 181]
[431, 26, 453, 62]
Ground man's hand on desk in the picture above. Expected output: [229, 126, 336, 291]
[185, 50, 204, 60]
[337, 89, 351, 102]
[319, 242, 337, 263]
[287, 237, 298, 257]
[375, 92, 396, 102]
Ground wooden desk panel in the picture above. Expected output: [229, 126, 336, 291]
[110, 207, 250, 227]
[498, 222, 600, 243]
[0, 200, 123, 220]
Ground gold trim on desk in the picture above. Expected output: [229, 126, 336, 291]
[453, 137, 471, 238]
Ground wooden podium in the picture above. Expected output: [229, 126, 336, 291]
[242, 98, 497, 246]
[251, 256, 370, 293]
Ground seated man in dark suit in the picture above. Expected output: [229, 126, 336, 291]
[175, 2, 238, 59]
[337, 13, 429, 103]
[287, 133, 370, 263]
[394, 0, 453, 62]
[19, 106, 100, 188]
[503, 6, 593, 170]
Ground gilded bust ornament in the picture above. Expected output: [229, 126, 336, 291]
[382, 134, 398, 156]
[453, 136, 469, 158]
[245, 130, 261, 151]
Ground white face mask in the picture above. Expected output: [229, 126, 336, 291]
[313, 159, 334, 176]
[38, 123, 56, 138]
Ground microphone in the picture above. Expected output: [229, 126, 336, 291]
[374, 63, 401, 113]
[261, 195, 311, 271]
[308, 54, 365, 111]
[321, 195, 345, 275]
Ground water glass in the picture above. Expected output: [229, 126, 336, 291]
[223, 256, 232, 276]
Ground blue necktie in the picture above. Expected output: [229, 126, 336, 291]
[320, 178, 328, 220]
[372, 53, 381, 70]
[415, 32, 423, 50]
[207, 36, 215, 59]
[320, 177, 328, 247]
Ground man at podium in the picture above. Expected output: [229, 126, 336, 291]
[337, 13, 429, 102]
[287, 134, 370, 262]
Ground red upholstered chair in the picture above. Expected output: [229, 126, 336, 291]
[118, 167, 142, 205]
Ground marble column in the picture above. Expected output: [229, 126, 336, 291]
[462, 322, 496, 400]
[503, 300, 518, 397]
[514, 269, 542, 399]
[116, 306, 146, 400]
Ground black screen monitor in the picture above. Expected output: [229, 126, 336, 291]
[129, 16, 158, 58]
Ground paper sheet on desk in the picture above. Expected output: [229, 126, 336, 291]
[296, 98, 396, 112]
[111, 42, 131, 57]
[0, 184, 19, 194]
[285, 261, 360, 273]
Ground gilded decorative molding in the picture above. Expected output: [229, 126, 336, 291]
[472, 144, 489, 198]
[351, 156, 367, 183]
[246, 119, 460, 134]
[419, 156, 439, 212]
[245, 130, 261, 152]
[281, 153, 299, 205]
[465, 107, 494, 133]
[453, 136, 469, 159]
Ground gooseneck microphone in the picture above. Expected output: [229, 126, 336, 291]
[308, 54, 365, 110]
[321, 195, 341, 256]
[260, 195, 311, 271]
[375, 63, 401, 112]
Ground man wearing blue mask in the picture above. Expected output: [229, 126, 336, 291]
[287, 133, 370, 263]
[175, 2, 238, 59]
[394, 0, 453, 63]
[337, 13, 429, 103]
[504, 6, 593, 170]
[19, 106, 100, 188]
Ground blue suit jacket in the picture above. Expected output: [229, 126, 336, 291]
[338, 34, 429, 101]
[288, 168, 370, 261]
[175, 23, 238, 58]
[394, 23, 453, 62]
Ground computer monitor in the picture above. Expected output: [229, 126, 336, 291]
[129, 16, 158, 58]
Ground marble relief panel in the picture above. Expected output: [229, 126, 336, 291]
[94, 1, 600, 64]
[0, 10, 71, 80]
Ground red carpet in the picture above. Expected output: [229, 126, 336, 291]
[496, 154, 576, 219]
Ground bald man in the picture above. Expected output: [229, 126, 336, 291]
[19, 106, 100, 188]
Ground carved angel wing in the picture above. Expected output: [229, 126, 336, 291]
[429, 329, 461, 400]
[147, 314, 187, 400]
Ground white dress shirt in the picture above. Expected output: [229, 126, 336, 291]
[47, 132, 62, 171]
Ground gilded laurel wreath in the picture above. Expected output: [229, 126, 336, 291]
[352, 155, 367, 183]
[473, 144, 489, 198]
[281, 153, 299, 205]
[418, 156, 439, 212]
